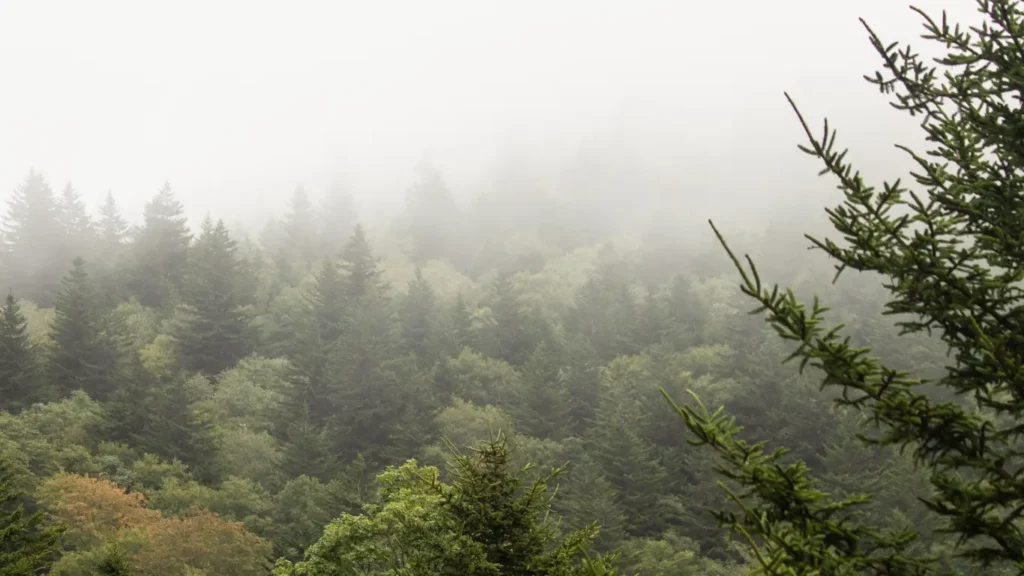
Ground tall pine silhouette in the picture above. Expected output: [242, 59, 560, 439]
[0, 295, 36, 412]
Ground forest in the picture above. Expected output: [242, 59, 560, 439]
[6, 1, 1024, 575]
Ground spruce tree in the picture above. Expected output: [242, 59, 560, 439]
[485, 272, 536, 366]
[675, 3, 1024, 574]
[1, 171, 64, 304]
[55, 183, 95, 263]
[316, 182, 356, 257]
[339, 224, 385, 303]
[282, 258, 346, 433]
[97, 192, 129, 257]
[283, 186, 315, 265]
[402, 160, 462, 263]
[49, 258, 119, 400]
[0, 295, 37, 413]
[436, 291, 475, 358]
[0, 452, 63, 575]
[400, 267, 436, 360]
[513, 338, 572, 440]
[176, 218, 250, 375]
[129, 183, 191, 308]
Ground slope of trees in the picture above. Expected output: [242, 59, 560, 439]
[0, 2, 1015, 575]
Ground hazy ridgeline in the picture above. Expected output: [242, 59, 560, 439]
[0, 1, 1020, 576]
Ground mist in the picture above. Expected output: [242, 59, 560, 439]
[0, 0, 974, 236]
[1, 3, 1011, 574]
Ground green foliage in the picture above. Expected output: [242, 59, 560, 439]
[0, 295, 38, 412]
[1, 171, 64, 305]
[176, 218, 251, 375]
[675, 2, 1024, 574]
[0, 451, 63, 575]
[129, 183, 191, 308]
[284, 435, 598, 576]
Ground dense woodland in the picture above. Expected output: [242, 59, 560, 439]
[5, 1, 1024, 575]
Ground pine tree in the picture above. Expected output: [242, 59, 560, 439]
[176, 218, 250, 375]
[316, 182, 356, 257]
[339, 224, 385, 302]
[554, 456, 628, 553]
[97, 192, 129, 256]
[400, 267, 435, 360]
[0, 452, 63, 575]
[0, 295, 37, 412]
[485, 272, 536, 366]
[143, 375, 219, 482]
[283, 186, 315, 265]
[55, 183, 95, 263]
[0, 170, 64, 304]
[282, 258, 347, 432]
[49, 258, 119, 401]
[436, 291, 475, 358]
[675, 4, 1024, 574]
[590, 373, 667, 536]
[403, 160, 462, 263]
[129, 183, 191, 308]
[513, 338, 572, 440]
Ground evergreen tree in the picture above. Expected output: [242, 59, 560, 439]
[339, 224, 385, 303]
[129, 183, 191, 308]
[327, 285, 429, 465]
[55, 183, 95, 263]
[590, 365, 667, 536]
[400, 267, 436, 360]
[485, 272, 536, 366]
[435, 291, 475, 358]
[280, 258, 347, 438]
[176, 218, 250, 375]
[513, 338, 572, 440]
[402, 160, 462, 264]
[554, 456, 628, 553]
[0, 452, 63, 575]
[143, 375, 219, 482]
[277, 406, 338, 482]
[316, 182, 356, 257]
[0, 171, 64, 304]
[97, 192, 129, 257]
[0, 295, 37, 412]
[283, 186, 315, 265]
[676, 4, 1024, 574]
[49, 258, 119, 401]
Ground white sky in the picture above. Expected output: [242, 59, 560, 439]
[0, 0, 975, 231]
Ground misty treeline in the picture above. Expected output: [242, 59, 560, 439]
[4, 1, 1024, 576]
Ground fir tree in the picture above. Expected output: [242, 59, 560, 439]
[1, 171, 64, 304]
[0, 295, 37, 412]
[513, 338, 572, 440]
[339, 224, 385, 302]
[283, 186, 315, 265]
[316, 182, 356, 257]
[400, 267, 436, 360]
[403, 160, 462, 263]
[485, 272, 536, 366]
[282, 258, 346, 433]
[129, 183, 191, 308]
[590, 377, 667, 536]
[436, 291, 475, 358]
[176, 218, 250, 375]
[97, 192, 129, 256]
[55, 183, 95, 263]
[0, 452, 63, 575]
[676, 3, 1024, 574]
[554, 456, 628, 553]
[49, 258, 119, 401]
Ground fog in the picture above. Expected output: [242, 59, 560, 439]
[0, 0, 972, 234]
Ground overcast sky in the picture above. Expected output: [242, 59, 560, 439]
[0, 0, 974, 231]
